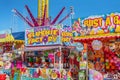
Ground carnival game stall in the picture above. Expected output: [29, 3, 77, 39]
[0, 31, 24, 80]
[73, 13, 120, 80]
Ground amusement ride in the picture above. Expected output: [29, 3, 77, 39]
[13, 0, 72, 27]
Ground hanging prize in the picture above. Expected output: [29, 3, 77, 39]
[51, 71, 57, 79]
[92, 40, 102, 50]
[73, 42, 84, 52]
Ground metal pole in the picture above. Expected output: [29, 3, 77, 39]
[86, 44, 88, 80]
[59, 46, 62, 80]
[70, 6, 74, 28]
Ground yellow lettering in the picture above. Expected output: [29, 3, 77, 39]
[35, 32, 40, 37]
[98, 18, 102, 26]
[42, 30, 46, 36]
[83, 18, 103, 28]
[27, 32, 34, 38]
[45, 30, 50, 35]
[53, 37, 57, 42]
[35, 31, 45, 37]
[83, 20, 89, 27]
[39, 37, 43, 42]
[62, 32, 72, 37]
[53, 30, 59, 35]
[62, 38, 71, 42]
[48, 36, 53, 42]
[113, 15, 120, 25]
[93, 18, 98, 28]
[89, 19, 93, 27]
[28, 39, 32, 44]
[105, 16, 111, 26]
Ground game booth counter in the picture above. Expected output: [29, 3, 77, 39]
[18, 25, 89, 80]
[0, 31, 24, 80]
[73, 12, 120, 80]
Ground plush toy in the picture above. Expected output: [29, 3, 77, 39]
[62, 49, 70, 68]
[6, 75, 10, 80]
[48, 53, 54, 68]
[0, 74, 6, 80]
[55, 51, 60, 63]
[67, 70, 72, 80]
[61, 69, 67, 79]
[51, 70, 58, 79]
[88, 61, 94, 69]
[115, 41, 120, 58]
[69, 52, 74, 68]
[94, 61, 101, 71]
[0, 56, 3, 68]
[24, 69, 29, 77]
[16, 61, 22, 69]
[4, 61, 11, 69]
[41, 68, 48, 79]
[94, 50, 102, 58]
[108, 41, 116, 52]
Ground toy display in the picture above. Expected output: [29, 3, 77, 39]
[87, 38, 120, 74]
[89, 69, 103, 80]
[88, 41, 104, 73]
[104, 39, 120, 72]
[23, 47, 84, 79]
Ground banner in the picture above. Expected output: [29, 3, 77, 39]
[25, 25, 74, 46]
[61, 25, 73, 46]
[72, 12, 120, 38]
[25, 26, 61, 46]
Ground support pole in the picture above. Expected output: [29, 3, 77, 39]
[59, 46, 62, 80]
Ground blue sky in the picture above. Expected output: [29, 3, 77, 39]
[0, 0, 120, 32]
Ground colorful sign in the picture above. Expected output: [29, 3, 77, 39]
[25, 26, 73, 46]
[61, 25, 73, 46]
[25, 26, 61, 46]
[83, 13, 120, 28]
[72, 12, 120, 39]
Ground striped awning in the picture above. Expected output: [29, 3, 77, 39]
[24, 45, 75, 51]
